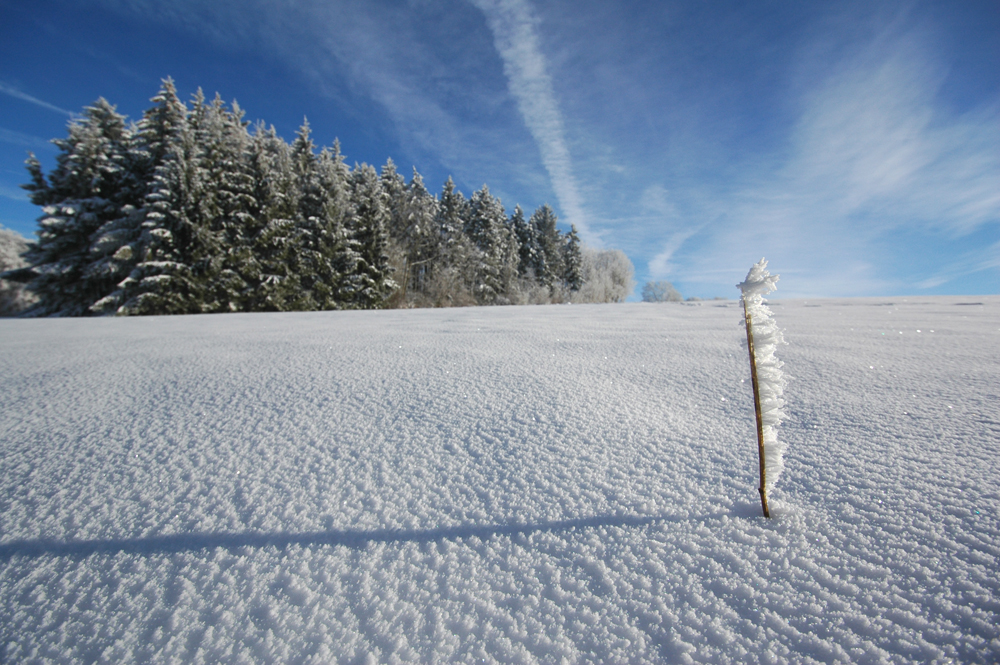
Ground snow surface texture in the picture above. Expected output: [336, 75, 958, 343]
[1, 298, 998, 663]
[738, 259, 787, 494]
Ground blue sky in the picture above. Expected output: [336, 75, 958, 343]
[1, 0, 998, 299]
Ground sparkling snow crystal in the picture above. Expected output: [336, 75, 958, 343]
[737, 258, 787, 493]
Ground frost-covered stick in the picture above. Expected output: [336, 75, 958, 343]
[742, 299, 769, 517]
[737, 258, 786, 518]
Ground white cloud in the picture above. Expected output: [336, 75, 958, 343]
[48, 2, 1000, 296]
[469, 0, 594, 242]
[86, 0, 546, 204]
[674, 25, 1000, 296]
[916, 240, 1000, 290]
[637, 185, 701, 279]
[784, 32, 1000, 236]
[648, 231, 697, 280]
[0, 183, 28, 202]
[0, 128, 53, 150]
[638, 184, 678, 220]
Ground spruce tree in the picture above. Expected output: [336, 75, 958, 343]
[136, 78, 188, 175]
[432, 177, 476, 304]
[399, 169, 438, 298]
[379, 158, 410, 301]
[245, 123, 303, 311]
[196, 95, 258, 311]
[563, 224, 583, 292]
[530, 204, 564, 290]
[466, 185, 518, 303]
[346, 163, 394, 308]
[22, 98, 134, 315]
[320, 141, 360, 306]
[436, 177, 469, 253]
[511, 204, 540, 279]
[379, 158, 407, 238]
[90, 79, 189, 314]
[115, 90, 226, 315]
[289, 121, 325, 309]
[290, 122, 354, 309]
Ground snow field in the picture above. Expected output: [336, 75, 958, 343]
[1, 297, 998, 663]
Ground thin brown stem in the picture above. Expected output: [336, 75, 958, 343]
[743, 297, 770, 518]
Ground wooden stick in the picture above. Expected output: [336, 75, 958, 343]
[743, 296, 770, 518]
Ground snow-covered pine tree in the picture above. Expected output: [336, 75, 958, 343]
[81, 105, 154, 312]
[380, 158, 407, 238]
[245, 123, 304, 311]
[436, 177, 469, 251]
[0, 226, 37, 314]
[530, 204, 564, 291]
[135, 78, 188, 177]
[497, 205, 521, 300]
[378, 158, 410, 304]
[291, 124, 357, 310]
[511, 204, 540, 280]
[737, 258, 786, 518]
[466, 185, 515, 303]
[345, 163, 395, 308]
[175, 89, 228, 311]
[319, 141, 358, 308]
[398, 169, 439, 299]
[193, 94, 257, 312]
[21, 98, 134, 315]
[427, 177, 476, 306]
[90, 79, 189, 314]
[114, 90, 227, 315]
[562, 224, 583, 292]
[288, 120, 322, 310]
[289, 121, 334, 309]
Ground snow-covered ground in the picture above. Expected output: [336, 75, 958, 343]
[1, 297, 998, 664]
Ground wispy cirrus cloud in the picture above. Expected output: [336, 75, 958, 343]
[79, 1, 597, 240]
[84, 0, 544, 204]
[0, 81, 74, 117]
[0, 127, 53, 151]
[916, 240, 1000, 290]
[469, 0, 593, 242]
[651, 23, 1000, 297]
[18, 1, 996, 297]
[638, 185, 702, 280]
[0, 182, 28, 202]
[781, 31, 1000, 237]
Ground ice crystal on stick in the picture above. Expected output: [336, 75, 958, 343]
[737, 258, 786, 516]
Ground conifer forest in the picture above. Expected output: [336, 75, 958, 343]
[5, 79, 635, 317]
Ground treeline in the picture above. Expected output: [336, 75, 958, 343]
[4, 79, 634, 317]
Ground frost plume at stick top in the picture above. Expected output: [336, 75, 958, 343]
[738, 258, 787, 493]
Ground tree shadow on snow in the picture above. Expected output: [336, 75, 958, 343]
[0, 513, 710, 560]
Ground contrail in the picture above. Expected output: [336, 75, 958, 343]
[470, 0, 594, 242]
[0, 81, 74, 117]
